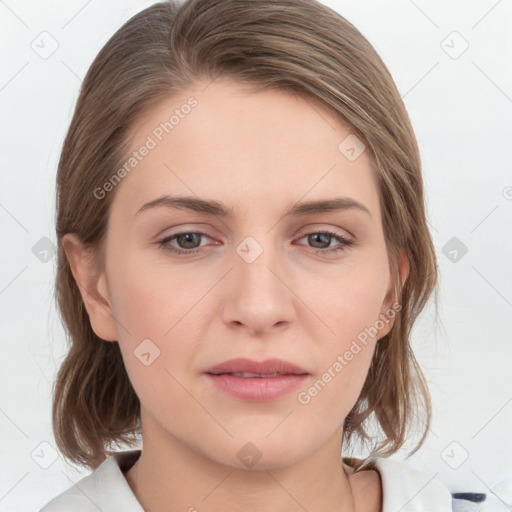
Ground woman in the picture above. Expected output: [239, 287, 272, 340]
[41, 0, 475, 510]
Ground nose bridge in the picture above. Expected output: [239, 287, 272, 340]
[234, 232, 283, 293]
[224, 230, 294, 331]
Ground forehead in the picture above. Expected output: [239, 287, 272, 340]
[111, 79, 380, 221]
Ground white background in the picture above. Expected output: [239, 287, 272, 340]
[1, 0, 511, 510]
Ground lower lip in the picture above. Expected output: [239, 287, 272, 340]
[205, 373, 309, 401]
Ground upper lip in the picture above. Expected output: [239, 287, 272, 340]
[205, 358, 309, 376]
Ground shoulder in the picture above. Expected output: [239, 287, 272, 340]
[347, 456, 485, 512]
[39, 451, 142, 512]
[372, 457, 453, 511]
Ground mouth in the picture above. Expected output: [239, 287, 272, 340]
[218, 372, 294, 378]
[205, 357, 309, 376]
[204, 358, 309, 401]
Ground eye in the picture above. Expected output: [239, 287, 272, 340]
[295, 230, 354, 254]
[157, 229, 354, 256]
[157, 231, 213, 255]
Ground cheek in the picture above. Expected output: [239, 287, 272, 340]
[298, 254, 390, 392]
[303, 251, 390, 341]
[105, 250, 211, 390]
[106, 247, 212, 338]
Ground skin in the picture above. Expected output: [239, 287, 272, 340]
[63, 78, 408, 512]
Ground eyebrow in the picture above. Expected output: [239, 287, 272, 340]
[135, 195, 372, 219]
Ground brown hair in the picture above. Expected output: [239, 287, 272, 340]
[53, 0, 437, 471]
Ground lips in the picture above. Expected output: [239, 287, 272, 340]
[204, 358, 309, 401]
[205, 357, 309, 377]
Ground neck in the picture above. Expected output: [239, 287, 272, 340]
[124, 433, 359, 512]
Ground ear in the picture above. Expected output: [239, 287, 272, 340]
[61, 233, 118, 342]
[376, 248, 409, 339]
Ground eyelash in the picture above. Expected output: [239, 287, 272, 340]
[157, 230, 354, 256]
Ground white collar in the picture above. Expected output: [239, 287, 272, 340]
[372, 456, 453, 511]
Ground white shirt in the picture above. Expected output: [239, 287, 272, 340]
[39, 449, 457, 511]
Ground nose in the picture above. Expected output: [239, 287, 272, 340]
[221, 237, 296, 337]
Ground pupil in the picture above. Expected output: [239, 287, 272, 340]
[179, 233, 198, 248]
[310, 233, 329, 248]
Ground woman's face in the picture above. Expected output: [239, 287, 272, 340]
[80, 78, 402, 469]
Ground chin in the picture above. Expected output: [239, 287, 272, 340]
[206, 434, 312, 472]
